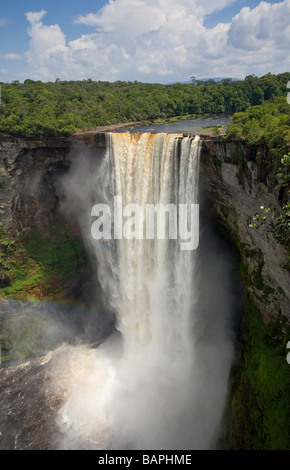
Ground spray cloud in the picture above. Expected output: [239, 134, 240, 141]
[54, 132, 238, 450]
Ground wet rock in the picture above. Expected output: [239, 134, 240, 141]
[201, 139, 290, 322]
[0, 350, 62, 450]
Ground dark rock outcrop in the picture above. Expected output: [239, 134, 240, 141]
[0, 134, 107, 235]
[0, 136, 72, 234]
[0, 349, 61, 450]
[200, 136, 290, 322]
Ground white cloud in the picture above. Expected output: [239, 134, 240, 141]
[23, 1, 290, 82]
[76, 0, 238, 26]
[228, 0, 290, 51]
[0, 17, 7, 27]
[26, 11, 66, 55]
[25, 10, 81, 81]
[1, 53, 22, 61]
[25, 10, 47, 25]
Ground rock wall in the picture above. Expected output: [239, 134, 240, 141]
[0, 136, 72, 234]
[200, 136, 290, 322]
[0, 135, 109, 236]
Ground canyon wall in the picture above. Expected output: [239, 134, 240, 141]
[0, 133, 289, 450]
[0, 133, 289, 320]
[200, 136, 289, 322]
[0, 136, 72, 234]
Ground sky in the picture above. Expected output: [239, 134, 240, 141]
[0, 0, 289, 83]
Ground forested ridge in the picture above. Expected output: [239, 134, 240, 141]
[227, 97, 290, 163]
[0, 72, 289, 137]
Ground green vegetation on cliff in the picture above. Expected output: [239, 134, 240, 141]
[0, 225, 89, 363]
[0, 226, 88, 301]
[0, 72, 289, 136]
[227, 98, 290, 253]
[227, 97, 290, 166]
[226, 292, 290, 450]
[225, 99, 290, 448]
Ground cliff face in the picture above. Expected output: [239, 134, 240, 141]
[0, 136, 105, 304]
[0, 133, 289, 320]
[199, 137, 290, 451]
[200, 136, 290, 323]
[0, 136, 72, 234]
[0, 134, 107, 234]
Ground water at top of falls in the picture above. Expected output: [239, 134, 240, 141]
[113, 115, 232, 134]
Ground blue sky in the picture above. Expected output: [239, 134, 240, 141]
[0, 0, 289, 83]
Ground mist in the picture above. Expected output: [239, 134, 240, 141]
[0, 300, 111, 363]
[50, 133, 241, 450]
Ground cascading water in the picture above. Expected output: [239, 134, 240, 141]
[109, 132, 199, 360]
[56, 132, 236, 450]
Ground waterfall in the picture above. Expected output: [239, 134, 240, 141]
[56, 132, 235, 450]
[108, 132, 200, 362]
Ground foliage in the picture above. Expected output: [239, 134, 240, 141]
[276, 152, 290, 190]
[226, 292, 290, 450]
[249, 206, 273, 231]
[0, 226, 88, 300]
[227, 98, 290, 166]
[0, 225, 90, 364]
[274, 152, 290, 248]
[248, 153, 290, 250]
[0, 72, 289, 137]
[234, 100, 290, 251]
[274, 202, 290, 249]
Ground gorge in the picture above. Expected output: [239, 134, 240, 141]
[0, 129, 289, 450]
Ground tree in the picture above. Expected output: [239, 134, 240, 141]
[250, 87, 264, 105]
[0, 73, 289, 137]
[190, 76, 198, 85]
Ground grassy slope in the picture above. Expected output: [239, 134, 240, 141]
[0, 226, 88, 362]
[227, 292, 290, 449]
[0, 226, 87, 300]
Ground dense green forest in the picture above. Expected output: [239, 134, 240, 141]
[227, 97, 290, 163]
[0, 72, 289, 136]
